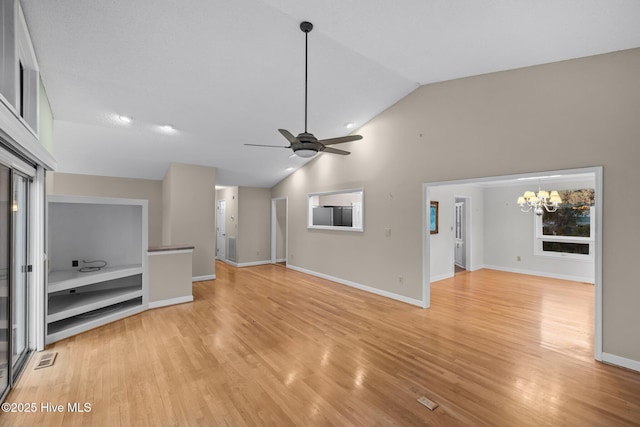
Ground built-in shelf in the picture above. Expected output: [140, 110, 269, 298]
[47, 285, 143, 323]
[47, 298, 144, 344]
[46, 195, 148, 344]
[48, 264, 143, 293]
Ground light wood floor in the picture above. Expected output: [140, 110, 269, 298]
[2, 263, 640, 426]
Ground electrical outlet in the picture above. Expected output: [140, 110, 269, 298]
[72, 260, 79, 267]
[517, 256, 522, 261]
[398, 276, 404, 285]
[385, 228, 391, 237]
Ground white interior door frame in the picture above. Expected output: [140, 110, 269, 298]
[271, 197, 288, 264]
[423, 166, 603, 361]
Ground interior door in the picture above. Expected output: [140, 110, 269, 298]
[455, 201, 465, 268]
[216, 200, 226, 260]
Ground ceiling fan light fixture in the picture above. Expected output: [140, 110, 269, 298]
[159, 124, 175, 133]
[294, 148, 317, 158]
[244, 21, 362, 156]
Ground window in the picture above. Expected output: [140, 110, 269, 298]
[0, 1, 39, 135]
[534, 189, 594, 260]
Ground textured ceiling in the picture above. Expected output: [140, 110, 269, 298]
[20, 0, 640, 187]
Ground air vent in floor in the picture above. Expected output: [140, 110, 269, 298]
[34, 352, 57, 370]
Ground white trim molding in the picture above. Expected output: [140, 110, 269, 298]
[482, 264, 594, 284]
[148, 295, 194, 309]
[430, 272, 454, 283]
[237, 260, 271, 268]
[287, 264, 422, 307]
[192, 274, 215, 282]
[220, 259, 271, 268]
[601, 353, 640, 373]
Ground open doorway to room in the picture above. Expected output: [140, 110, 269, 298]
[423, 167, 603, 361]
[454, 196, 471, 274]
[271, 197, 287, 265]
[216, 199, 226, 260]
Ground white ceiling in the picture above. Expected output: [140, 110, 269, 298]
[20, 0, 640, 187]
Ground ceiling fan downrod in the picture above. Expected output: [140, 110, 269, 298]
[300, 21, 313, 133]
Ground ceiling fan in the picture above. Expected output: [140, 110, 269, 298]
[245, 21, 362, 158]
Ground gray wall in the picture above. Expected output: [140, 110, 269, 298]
[272, 48, 640, 362]
[237, 187, 271, 264]
[47, 172, 163, 246]
[162, 163, 216, 279]
[483, 179, 595, 282]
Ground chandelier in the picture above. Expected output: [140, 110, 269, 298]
[517, 188, 562, 215]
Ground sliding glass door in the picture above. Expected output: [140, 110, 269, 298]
[0, 165, 31, 399]
[0, 164, 10, 398]
[11, 172, 29, 380]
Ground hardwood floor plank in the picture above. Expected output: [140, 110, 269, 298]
[2, 263, 640, 426]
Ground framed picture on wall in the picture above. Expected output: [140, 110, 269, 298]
[430, 201, 439, 234]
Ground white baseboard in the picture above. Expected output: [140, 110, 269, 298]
[287, 264, 422, 307]
[276, 258, 286, 263]
[482, 264, 594, 284]
[148, 295, 194, 309]
[219, 259, 271, 268]
[192, 274, 215, 282]
[236, 260, 271, 267]
[430, 272, 454, 283]
[601, 352, 640, 372]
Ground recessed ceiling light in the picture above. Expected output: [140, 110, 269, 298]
[118, 115, 132, 123]
[345, 122, 354, 129]
[159, 124, 175, 133]
[286, 167, 294, 172]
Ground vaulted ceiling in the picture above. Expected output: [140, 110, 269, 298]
[20, 0, 640, 187]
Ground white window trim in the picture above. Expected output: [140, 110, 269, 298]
[307, 188, 364, 232]
[533, 206, 594, 261]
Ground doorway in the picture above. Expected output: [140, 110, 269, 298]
[454, 196, 471, 273]
[423, 166, 603, 361]
[216, 200, 226, 260]
[271, 198, 287, 264]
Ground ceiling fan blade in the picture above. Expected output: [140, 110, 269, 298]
[244, 144, 290, 148]
[322, 147, 350, 155]
[318, 134, 363, 146]
[278, 129, 299, 144]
